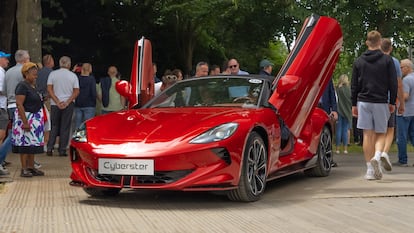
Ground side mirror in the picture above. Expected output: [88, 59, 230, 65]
[115, 80, 131, 99]
[276, 75, 301, 97]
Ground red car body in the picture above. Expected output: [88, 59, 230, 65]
[69, 14, 343, 202]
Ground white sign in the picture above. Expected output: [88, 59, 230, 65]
[98, 158, 154, 175]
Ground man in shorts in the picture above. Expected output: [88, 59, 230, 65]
[378, 38, 405, 171]
[351, 30, 398, 180]
[0, 51, 10, 175]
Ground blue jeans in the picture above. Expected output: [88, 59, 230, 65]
[74, 107, 95, 129]
[0, 135, 11, 163]
[0, 108, 16, 163]
[396, 115, 414, 164]
[336, 114, 349, 147]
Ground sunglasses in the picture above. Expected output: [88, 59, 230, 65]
[229, 65, 238, 68]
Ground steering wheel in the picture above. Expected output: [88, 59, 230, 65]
[233, 96, 255, 103]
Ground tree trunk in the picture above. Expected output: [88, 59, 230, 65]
[16, 0, 42, 63]
[0, 0, 17, 54]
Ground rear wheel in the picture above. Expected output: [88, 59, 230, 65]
[83, 187, 121, 197]
[305, 126, 332, 177]
[227, 132, 267, 202]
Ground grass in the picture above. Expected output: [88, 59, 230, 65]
[336, 141, 414, 154]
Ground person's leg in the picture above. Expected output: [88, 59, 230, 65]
[74, 107, 81, 130]
[83, 107, 96, 122]
[347, 128, 350, 146]
[0, 129, 5, 145]
[396, 116, 408, 164]
[26, 154, 34, 168]
[383, 128, 394, 153]
[375, 133, 387, 155]
[343, 118, 350, 153]
[407, 117, 414, 149]
[47, 105, 61, 153]
[0, 135, 11, 163]
[335, 116, 343, 153]
[383, 111, 396, 153]
[352, 116, 359, 143]
[27, 153, 44, 175]
[20, 153, 32, 177]
[0, 133, 10, 175]
[363, 130, 376, 162]
[58, 103, 75, 155]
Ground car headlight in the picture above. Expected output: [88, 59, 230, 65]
[190, 123, 238, 144]
[72, 122, 87, 142]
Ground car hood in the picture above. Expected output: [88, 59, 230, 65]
[85, 108, 255, 145]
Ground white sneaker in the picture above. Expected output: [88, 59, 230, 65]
[370, 158, 382, 180]
[34, 161, 42, 169]
[364, 169, 376, 180]
[380, 152, 392, 171]
[0, 164, 10, 176]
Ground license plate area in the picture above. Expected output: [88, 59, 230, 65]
[98, 158, 154, 175]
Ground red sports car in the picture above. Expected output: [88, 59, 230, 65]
[69, 14, 343, 202]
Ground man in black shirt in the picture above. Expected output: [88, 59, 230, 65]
[351, 30, 398, 180]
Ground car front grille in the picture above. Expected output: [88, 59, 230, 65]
[87, 168, 193, 187]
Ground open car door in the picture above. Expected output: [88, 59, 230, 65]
[116, 37, 154, 109]
[269, 14, 343, 137]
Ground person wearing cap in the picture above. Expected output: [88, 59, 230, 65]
[259, 59, 274, 76]
[0, 51, 10, 176]
[13, 62, 45, 177]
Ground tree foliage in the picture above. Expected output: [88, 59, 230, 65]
[1, 0, 414, 81]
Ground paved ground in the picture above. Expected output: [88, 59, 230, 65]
[0, 151, 413, 233]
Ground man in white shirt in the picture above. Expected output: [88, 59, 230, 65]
[47, 56, 79, 156]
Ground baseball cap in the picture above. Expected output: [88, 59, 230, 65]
[21, 62, 38, 74]
[259, 59, 274, 68]
[0, 51, 11, 58]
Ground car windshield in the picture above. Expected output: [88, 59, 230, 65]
[145, 76, 264, 108]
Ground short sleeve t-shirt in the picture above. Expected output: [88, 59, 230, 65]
[15, 81, 42, 113]
[403, 73, 414, 116]
[47, 68, 79, 105]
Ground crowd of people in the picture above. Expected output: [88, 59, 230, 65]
[316, 30, 414, 181]
[0, 51, 274, 179]
[0, 50, 128, 178]
[351, 30, 414, 180]
[0, 32, 413, 182]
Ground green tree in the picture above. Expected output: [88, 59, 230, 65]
[17, 0, 42, 62]
[0, 0, 17, 54]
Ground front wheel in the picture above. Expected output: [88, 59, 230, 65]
[305, 126, 332, 177]
[83, 187, 121, 197]
[227, 132, 267, 202]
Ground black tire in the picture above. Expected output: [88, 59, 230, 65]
[227, 132, 267, 202]
[83, 187, 121, 197]
[304, 126, 332, 177]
